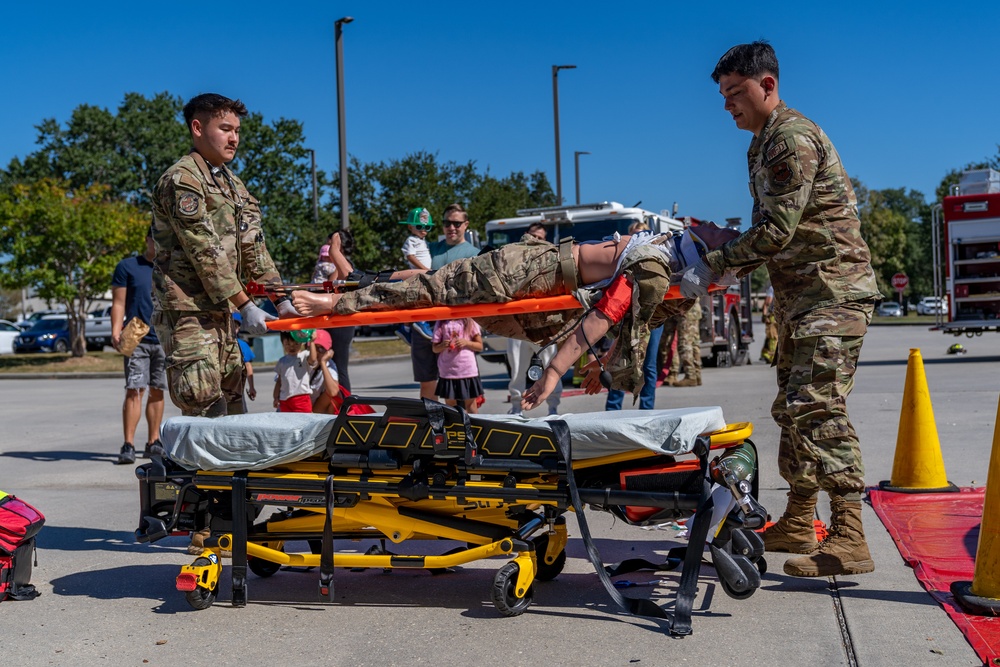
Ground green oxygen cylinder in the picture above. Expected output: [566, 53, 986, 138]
[709, 442, 756, 487]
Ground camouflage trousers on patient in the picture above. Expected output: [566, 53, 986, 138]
[335, 237, 583, 345]
[770, 301, 874, 499]
[152, 309, 246, 418]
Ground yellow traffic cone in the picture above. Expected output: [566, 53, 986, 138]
[950, 394, 1000, 614]
[879, 348, 957, 493]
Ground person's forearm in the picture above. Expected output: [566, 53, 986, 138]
[431, 340, 449, 354]
[547, 310, 613, 376]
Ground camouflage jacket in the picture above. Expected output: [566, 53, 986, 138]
[703, 103, 881, 320]
[151, 152, 280, 312]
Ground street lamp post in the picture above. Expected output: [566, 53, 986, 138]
[551, 64, 576, 205]
[307, 148, 319, 222]
[574, 151, 590, 205]
[335, 16, 354, 230]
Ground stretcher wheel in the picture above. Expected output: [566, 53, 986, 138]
[248, 556, 282, 578]
[720, 578, 756, 601]
[491, 562, 534, 617]
[184, 558, 218, 610]
[532, 534, 566, 581]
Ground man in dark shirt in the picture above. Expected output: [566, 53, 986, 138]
[111, 228, 166, 464]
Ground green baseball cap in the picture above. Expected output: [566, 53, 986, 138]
[399, 207, 433, 228]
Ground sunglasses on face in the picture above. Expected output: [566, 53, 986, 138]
[442, 220, 466, 228]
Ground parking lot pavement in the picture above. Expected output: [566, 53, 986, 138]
[0, 325, 996, 665]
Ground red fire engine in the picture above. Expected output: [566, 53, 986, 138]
[932, 169, 1000, 335]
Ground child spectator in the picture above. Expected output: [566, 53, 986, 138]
[273, 331, 318, 413]
[431, 317, 484, 413]
[400, 207, 433, 270]
[308, 329, 341, 413]
[311, 238, 336, 283]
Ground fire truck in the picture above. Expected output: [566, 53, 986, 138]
[480, 202, 754, 371]
[931, 169, 1000, 336]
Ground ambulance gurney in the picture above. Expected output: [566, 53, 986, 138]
[134, 397, 767, 636]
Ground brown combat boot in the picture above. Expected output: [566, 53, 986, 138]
[783, 497, 875, 577]
[762, 490, 819, 553]
[672, 376, 701, 387]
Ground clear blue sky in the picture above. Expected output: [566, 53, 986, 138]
[2, 1, 998, 228]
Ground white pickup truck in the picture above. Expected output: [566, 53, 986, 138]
[84, 307, 115, 351]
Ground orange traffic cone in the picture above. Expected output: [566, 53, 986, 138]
[879, 348, 958, 493]
[951, 394, 1000, 614]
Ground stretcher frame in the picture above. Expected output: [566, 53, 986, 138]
[136, 396, 766, 636]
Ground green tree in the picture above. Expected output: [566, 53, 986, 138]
[1, 92, 188, 206]
[234, 113, 328, 282]
[0, 180, 147, 356]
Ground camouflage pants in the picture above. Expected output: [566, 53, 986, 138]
[672, 301, 702, 381]
[771, 301, 873, 497]
[760, 312, 778, 362]
[151, 309, 246, 418]
[336, 238, 583, 345]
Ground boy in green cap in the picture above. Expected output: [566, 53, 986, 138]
[400, 207, 433, 271]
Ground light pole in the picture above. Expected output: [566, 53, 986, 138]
[335, 16, 354, 230]
[551, 64, 576, 205]
[306, 148, 318, 222]
[574, 151, 590, 205]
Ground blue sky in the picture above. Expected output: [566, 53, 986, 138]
[2, 1, 998, 228]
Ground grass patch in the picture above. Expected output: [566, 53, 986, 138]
[0, 351, 124, 374]
[0, 338, 410, 374]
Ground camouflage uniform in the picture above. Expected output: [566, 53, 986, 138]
[671, 299, 702, 382]
[151, 152, 281, 417]
[703, 103, 881, 497]
[334, 234, 692, 396]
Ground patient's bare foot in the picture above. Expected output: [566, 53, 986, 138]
[292, 290, 340, 316]
[693, 221, 740, 250]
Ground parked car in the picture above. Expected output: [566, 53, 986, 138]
[13, 316, 72, 353]
[14, 309, 65, 330]
[916, 297, 946, 316]
[876, 302, 903, 317]
[0, 319, 22, 354]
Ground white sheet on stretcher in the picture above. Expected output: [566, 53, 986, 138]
[160, 406, 726, 472]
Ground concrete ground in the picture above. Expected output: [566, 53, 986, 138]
[0, 321, 995, 666]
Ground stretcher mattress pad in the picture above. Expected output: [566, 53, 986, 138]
[160, 406, 726, 472]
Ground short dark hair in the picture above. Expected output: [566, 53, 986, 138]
[527, 222, 545, 233]
[442, 203, 469, 223]
[337, 229, 354, 260]
[711, 41, 779, 84]
[182, 93, 248, 131]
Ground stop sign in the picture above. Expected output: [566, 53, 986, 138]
[891, 273, 909, 290]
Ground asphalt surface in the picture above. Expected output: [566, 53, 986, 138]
[0, 322, 996, 666]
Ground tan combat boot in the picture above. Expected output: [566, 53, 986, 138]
[783, 497, 875, 577]
[761, 490, 819, 553]
[672, 376, 701, 387]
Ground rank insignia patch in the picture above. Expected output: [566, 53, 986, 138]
[178, 193, 200, 216]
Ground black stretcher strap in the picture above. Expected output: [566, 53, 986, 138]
[319, 474, 335, 600]
[549, 420, 671, 624]
[457, 404, 479, 465]
[231, 472, 248, 608]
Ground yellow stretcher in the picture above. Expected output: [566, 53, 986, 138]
[135, 397, 766, 636]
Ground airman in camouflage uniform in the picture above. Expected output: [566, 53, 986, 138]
[151, 94, 287, 419]
[671, 298, 702, 386]
[686, 42, 881, 578]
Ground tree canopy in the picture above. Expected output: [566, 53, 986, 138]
[0, 180, 148, 355]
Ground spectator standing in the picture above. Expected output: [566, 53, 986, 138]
[432, 318, 484, 413]
[322, 231, 357, 392]
[671, 300, 703, 387]
[233, 313, 256, 412]
[410, 204, 479, 400]
[111, 228, 166, 464]
[273, 331, 318, 413]
[760, 284, 777, 363]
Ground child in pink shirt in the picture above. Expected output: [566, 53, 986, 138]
[431, 318, 484, 413]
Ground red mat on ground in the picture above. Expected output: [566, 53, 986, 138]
[869, 486, 1000, 664]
